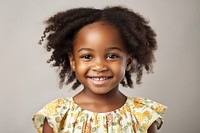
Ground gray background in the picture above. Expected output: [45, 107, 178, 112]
[0, 0, 200, 133]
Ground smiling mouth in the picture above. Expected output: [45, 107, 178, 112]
[91, 77, 109, 81]
[87, 76, 112, 85]
[87, 76, 112, 82]
[88, 76, 112, 85]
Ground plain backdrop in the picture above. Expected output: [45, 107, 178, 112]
[0, 0, 200, 133]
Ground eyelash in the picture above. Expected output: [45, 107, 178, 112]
[80, 54, 119, 60]
[81, 55, 92, 59]
[106, 54, 119, 59]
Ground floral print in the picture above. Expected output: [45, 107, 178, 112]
[32, 97, 166, 133]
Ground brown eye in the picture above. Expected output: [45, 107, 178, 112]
[106, 54, 119, 59]
[81, 55, 92, 59]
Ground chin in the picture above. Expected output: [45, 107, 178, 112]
[89, 86, 116, 95]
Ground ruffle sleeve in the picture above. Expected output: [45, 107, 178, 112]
[32, 98, 70, 133]
[132, 97, 167, 132]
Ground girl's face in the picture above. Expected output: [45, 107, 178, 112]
[69, 21, 132, 95]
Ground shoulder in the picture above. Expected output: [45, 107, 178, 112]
[128, 97, 167, 114]
[42, 98, 71, 116]
[127, 97, 167, 131]
[32, 97, 72, 133]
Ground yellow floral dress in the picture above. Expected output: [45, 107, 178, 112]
[32, 97, 166, 133]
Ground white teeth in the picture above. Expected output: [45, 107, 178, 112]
[91, 77, 108, 81]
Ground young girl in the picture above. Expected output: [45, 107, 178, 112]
[32, 6, 166, 133]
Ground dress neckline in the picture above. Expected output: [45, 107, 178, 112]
[70, 97, 130, 115]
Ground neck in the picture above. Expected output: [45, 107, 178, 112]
[73, 86, 127, 112]
[80, 86, 126, 104]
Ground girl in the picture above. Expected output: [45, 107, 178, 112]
[32, 6, 166, 133]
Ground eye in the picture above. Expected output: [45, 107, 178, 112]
[106, 54, 119, 59]
[81, 54, 93, 60]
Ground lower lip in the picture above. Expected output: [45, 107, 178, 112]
[88, 78, 110, 86]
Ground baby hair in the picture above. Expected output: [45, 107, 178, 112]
[39, 6, 157, 89]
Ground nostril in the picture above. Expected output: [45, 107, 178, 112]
[92, 65, 108, 72]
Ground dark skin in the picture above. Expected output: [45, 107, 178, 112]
[42, 22, 157, 133]
[69, 22, 132, 98]
[43, 118, 53, 133]
[68, 21, 131, 113]
[73, 88, 127, 113]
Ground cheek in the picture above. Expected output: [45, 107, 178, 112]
[75, 61, 89, 73]
[111, 61, 126, 74]
[74, 63, 86, 82]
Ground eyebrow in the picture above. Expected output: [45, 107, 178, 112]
[106, 47, 122, 52]
[78, 48, 93, 53]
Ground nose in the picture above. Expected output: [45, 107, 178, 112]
[92, 57, 108, 72]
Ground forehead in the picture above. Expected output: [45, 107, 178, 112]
[74, 21, 127, 51]
[78, 21, 116, 32]
[75, 21, 120, 39]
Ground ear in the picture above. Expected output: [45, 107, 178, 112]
[68, 52, 76, 71]
[126, 54, 133, 71]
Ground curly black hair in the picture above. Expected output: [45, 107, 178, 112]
[39, 6, 157, 89]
